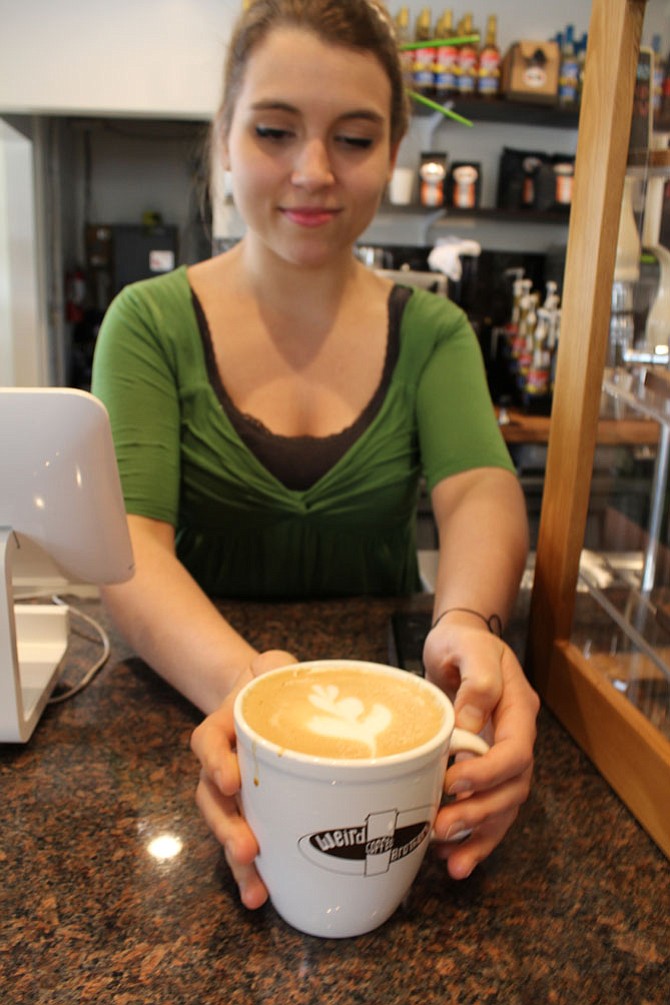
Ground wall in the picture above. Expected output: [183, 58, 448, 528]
[0, 120, 47, 385]
[63, 118, 211, 266]
[1, 1, 669, 120]
[0, 0, 236, 119]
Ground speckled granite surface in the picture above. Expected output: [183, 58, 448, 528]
[1, 594, 668, 1004]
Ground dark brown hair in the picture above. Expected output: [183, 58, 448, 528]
[214, 0, 409, 149]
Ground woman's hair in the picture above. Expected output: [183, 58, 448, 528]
[214, 0, 409, 149]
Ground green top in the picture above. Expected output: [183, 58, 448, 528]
[92, 266, 513, 599]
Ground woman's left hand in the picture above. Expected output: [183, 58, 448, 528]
[423, 618, 540, 879]
[190, 649, 297, 908]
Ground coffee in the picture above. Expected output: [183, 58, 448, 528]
[241, 664, 445, 759]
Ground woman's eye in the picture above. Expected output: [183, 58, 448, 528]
[336, 135, 374, 150]
[255, 125, 293, 142]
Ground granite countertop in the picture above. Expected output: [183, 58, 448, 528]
[1, 593, 668, 1004]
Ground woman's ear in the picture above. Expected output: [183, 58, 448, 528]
[387, 142, 401, 182]
[219, 135, 231, 172]
[212, 118, 231, 172]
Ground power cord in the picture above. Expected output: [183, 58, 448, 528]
[47, 595, 111, 704]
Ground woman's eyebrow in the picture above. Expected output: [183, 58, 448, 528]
[250, 100, 298, 113]
[249, 100, 385, 125]
[338, 109, 386, 126]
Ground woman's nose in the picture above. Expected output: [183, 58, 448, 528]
[291, 139, 334, 189]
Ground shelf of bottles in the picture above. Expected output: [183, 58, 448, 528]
[392, 6, 585, 119]
[493, 273, 562, 415]
[387, 9, 584, 227]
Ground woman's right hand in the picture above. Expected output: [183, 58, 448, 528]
[190, 649, 298, 908]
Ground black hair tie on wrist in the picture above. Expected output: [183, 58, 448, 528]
[431, 607, 503, 638]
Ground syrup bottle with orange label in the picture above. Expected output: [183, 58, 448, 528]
[412, 8, 436, 100]
[433, 10, 459, 101]
[478, 15, 501, 99]
[456, 13, 479, 97]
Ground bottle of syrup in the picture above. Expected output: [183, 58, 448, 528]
[526, 308, 551, 397]
[652, 34, 664, 118]
[477, 15, 501, 99]
[394, 6, 413, 91]
[456, 13, 479, 97]
[433, 10, 458, 101]
[558, 24, 579, 107]
[412, 8, 436, 100]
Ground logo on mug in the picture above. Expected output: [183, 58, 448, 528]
[298, 806, 432, 876]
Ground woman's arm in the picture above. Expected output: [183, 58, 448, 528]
[426, 465, 532, 729]
[101, 514, 294, 714]
[430, 466, 529, 634]
[423, 467, 539, 879]
[103, 514, 296, 907]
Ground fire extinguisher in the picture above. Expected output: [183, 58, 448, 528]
[65, 268, 86, 323]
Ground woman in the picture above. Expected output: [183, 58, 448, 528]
[92, 0, 538, 907]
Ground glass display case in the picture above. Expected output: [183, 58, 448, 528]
[576, 365, 670, 742]
[527, 0, 670, 860]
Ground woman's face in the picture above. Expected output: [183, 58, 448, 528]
[221, 27, 398, 270]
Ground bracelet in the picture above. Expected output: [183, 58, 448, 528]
[431, 607, 503, 638]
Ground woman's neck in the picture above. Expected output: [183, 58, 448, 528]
[237, 237, 361, 326]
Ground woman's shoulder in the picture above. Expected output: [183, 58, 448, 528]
[97, 266, 199, 375]
[114, 264, 192, 314]
[103, 266, 196, 347]
[387, 286, 475, 388]
[398, 286, 473, 354]
[402, 285, 468, 327]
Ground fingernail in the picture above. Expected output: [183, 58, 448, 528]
[448, 778, 472, 796]
[458, 704, 484, 732]
[444, 821, 470, 842]
[213, 770, 225, 793]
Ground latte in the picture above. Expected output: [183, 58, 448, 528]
[241, 663, 446, 759]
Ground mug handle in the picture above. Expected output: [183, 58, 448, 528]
[431, 728, 490, 844]
[449, 728, 490, 757]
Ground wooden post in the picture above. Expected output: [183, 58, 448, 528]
[527, 0, 647, 689]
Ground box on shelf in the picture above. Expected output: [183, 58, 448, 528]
[501, 41, 560, 104]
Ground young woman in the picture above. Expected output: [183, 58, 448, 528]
[92, 0, 538, 906]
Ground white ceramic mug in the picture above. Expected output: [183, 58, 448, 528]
[388, 166, 415, 205]
[233, 660, 489, 938]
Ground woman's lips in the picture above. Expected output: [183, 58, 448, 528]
[281, 207, 341, 228]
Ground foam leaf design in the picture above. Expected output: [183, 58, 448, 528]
[307, 684, 392, 756]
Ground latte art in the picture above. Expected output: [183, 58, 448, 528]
[242, 665, 446, 759]
[307, 683, 392, 757]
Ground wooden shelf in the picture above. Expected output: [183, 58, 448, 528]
[628, 148, 670, 175]
[379, 204, 571, 225]
[442, 207, 571, 224]
[412, 95, 580, 129]
[497, 407, 659, 446]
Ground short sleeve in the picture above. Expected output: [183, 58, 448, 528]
[414, 301, 515, 492]
[91, 279, 183, 525]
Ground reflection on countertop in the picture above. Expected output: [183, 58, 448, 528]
[1, 592, 668, 1004]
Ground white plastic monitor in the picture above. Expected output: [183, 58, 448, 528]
[0, 388, 134, 742]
